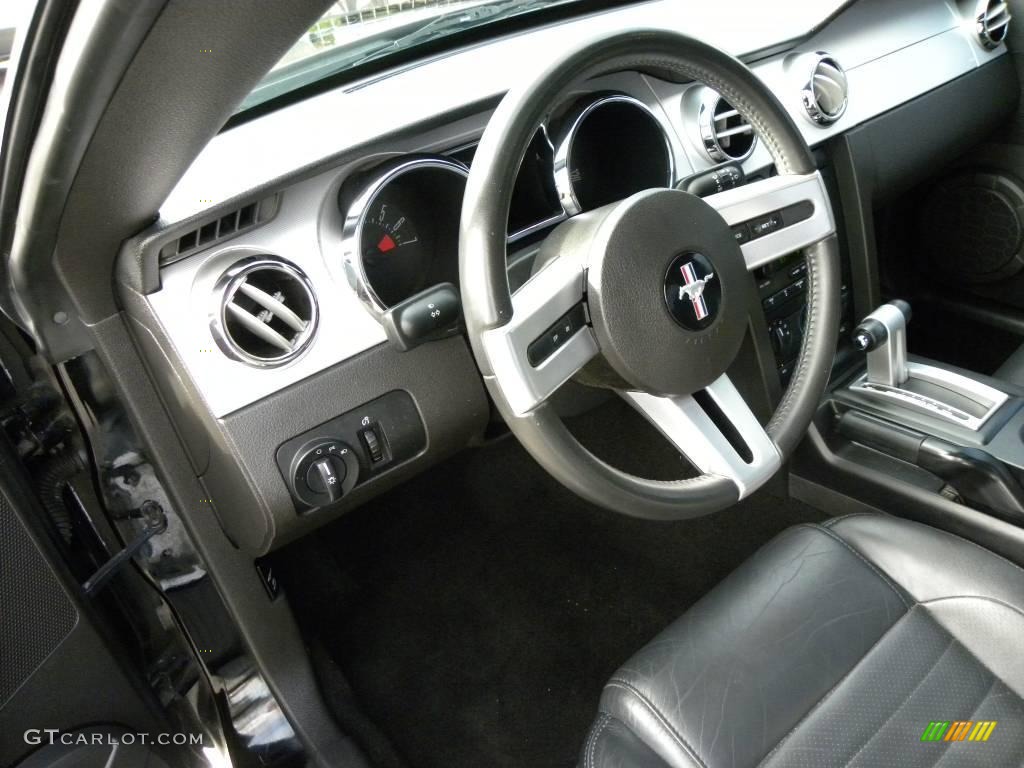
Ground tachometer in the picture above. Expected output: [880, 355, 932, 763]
[361, 197, 431, 307]
[364, 201, 420, 260]
[341, 157, 466, 313]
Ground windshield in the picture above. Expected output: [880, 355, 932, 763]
[239, 0, 579, 114]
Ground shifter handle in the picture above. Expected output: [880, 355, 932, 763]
[853, 300, 911, 387]
[853, 300, 911, 352]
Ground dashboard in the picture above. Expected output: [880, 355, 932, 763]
[123, 0, 1013, 553]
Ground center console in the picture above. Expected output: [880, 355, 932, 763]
[755, 161, 855, 387]
[802, 299, 1024, 526]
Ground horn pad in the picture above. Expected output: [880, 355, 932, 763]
[585, 188, 752, 396]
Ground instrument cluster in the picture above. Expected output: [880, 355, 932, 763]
[339, 91, 677, 313]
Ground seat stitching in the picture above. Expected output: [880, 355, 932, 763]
[586, 712, 613, 768]
[838, 634, 956, 768]
[921, 594, 1024, 619]
[822, 512, 887, 529]
[605, 678, 709, 768]
[796, 523, 912, 609]
[755, 607, 920, 767]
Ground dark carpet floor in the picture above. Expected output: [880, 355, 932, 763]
[276, 399, 825, 768]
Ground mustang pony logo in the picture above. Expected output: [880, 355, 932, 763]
[678, 262, 715, 321]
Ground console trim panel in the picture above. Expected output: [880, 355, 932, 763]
[848, 361, 1009, 431]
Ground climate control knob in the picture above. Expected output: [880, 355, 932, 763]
[289, 440, 360, 509]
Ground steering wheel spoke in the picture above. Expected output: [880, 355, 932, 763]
[479, 253, 598, 416]
[705, 171, 835, 272]
[620, 374, 782, 498]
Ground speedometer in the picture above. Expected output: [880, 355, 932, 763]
[552, 94, 674, 214]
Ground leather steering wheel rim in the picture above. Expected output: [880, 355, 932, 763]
[459, 28, 841, 520]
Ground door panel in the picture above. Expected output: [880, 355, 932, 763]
[0, 435, 168, 767]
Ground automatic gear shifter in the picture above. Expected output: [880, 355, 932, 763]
[848, 299, 1007, 432]
[852, 299, 912, 388]
[843, 300, 1023, 519]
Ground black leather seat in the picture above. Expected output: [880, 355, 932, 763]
[580, 514, 1024, 767]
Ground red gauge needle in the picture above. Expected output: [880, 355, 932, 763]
[377, 234, 397, 253]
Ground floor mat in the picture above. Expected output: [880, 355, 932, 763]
[277, 401, 825, 768]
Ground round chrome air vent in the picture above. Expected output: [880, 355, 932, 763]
[211, 257, 318, 367]
[976, 0, 1011, 49]
[801, 53, 848, 126]
[698, 92, 756, 163]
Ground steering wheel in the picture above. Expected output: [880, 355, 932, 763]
[459, 29, 841, 520]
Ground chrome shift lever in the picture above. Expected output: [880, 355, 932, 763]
[852, 300, 911, 388]
[847, 300, 1007, 432]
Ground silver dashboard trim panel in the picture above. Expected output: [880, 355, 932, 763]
[147, 181, 389, 417]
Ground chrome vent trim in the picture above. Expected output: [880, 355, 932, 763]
[698, 92, 756, 163]
[211, 257, 318, 368]
[976, 0, 1011, 49]
[801, 53, 848, 126]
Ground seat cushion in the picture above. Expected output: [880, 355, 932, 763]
[581, 514, 1024, 768]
